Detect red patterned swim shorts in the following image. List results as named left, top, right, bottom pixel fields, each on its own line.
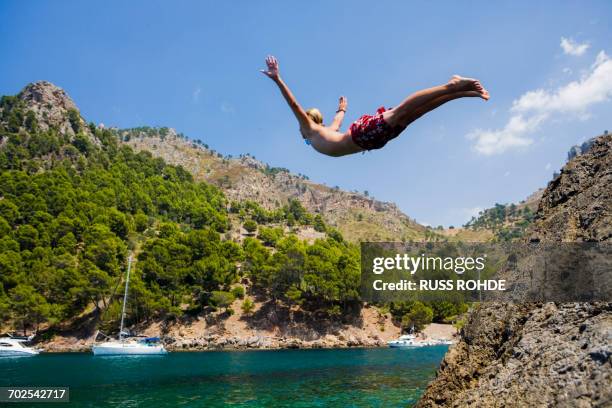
left=349, top=107, right=404, bottom=150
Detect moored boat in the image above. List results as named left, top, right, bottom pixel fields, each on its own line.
left=92, top=337, right=167, bottom=356
left=387, top=334, right=420, bottom=348
left=387, top=334, right=453, bottom=348
left=92, top=256, right=167, bottom=356
left=0, top=335, right=40, bottom=357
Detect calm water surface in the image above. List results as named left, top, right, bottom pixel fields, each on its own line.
left=0, top=347, right=448, bottom=407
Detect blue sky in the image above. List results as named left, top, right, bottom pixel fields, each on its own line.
left=1, top=1, right=611, bottom=226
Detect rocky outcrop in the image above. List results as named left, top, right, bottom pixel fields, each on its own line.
left=567, top=135, right=603, bottom=161
left=529, top=134, right=611, bottom=243
left=418, top=135, right=612, bottom=408
left=16, top=81, right=92, bottom=139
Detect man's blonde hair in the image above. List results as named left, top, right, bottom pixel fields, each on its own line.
left=306, top=108, right=323, bottom=124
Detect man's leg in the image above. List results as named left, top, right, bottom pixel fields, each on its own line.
left=401, top=90, right=484, bottom=126
left=384, top=76, right=488, bottom=128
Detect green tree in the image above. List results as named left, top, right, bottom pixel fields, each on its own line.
left=285, top=285, right=303, bottom=304
left=430, top=301, right=457, bottom=323
left=313, top=214, right=327, bottom=232
left=72, top=133, right=92, bottom=154
left=241, top=298, right=255, bottom=315
left=15, top=224, right=38, bottom=250
left=231, top=285, right=245, bottom=299
left=134, top=212, right=149, bottom=232
left=9, top=284, right=52, bottom=334
left=67, top=109, right=81, bottom=133
left=401, top=301, right=433, bottom=332
left=210, top=291, right=235, bottom=312
left=258, top=226, right=283, bottom=246
left=243, top=219, right=257, bottom=235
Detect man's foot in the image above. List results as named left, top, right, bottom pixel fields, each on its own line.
left=463, top=90, right=490, bottom=100
left=448, top=75, right=489, bottom=99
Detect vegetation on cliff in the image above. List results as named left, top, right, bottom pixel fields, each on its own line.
left=463, top=192, right=541, bottom=241
left=0, top=85, right=361, bottom=334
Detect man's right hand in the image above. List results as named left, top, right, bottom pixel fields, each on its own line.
left=338, top=96, right=348, bottom=112
left=260, top=55, right=280, bottom=80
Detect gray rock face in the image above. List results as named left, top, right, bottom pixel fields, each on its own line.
left=418, top=135, right=612, bottom=408
left=17, top=81, right=86, bottom=137
left=567, top=136, right=599, bottom=161
left=530, top=135, right=612, bottom=243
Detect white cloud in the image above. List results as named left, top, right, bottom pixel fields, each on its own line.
left=192, top=87, right=201, bottom=103
left=467, top=114, right=543, bottom=155
left=512, top=51, right=612, bottom=114
left=469, top=51, right=612, bottom=155
left=560, top=37, right=590, bottom=56
left=545, top=163, right=551, bottom=170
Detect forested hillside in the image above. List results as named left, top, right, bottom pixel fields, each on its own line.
left=463, top=189, right=543, bottom=241
left=121, top=128, right=427, bottom=242
left=0, top=82, right=361, bottom=335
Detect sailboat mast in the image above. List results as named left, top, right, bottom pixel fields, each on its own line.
left=118, top=255, right=132, bottom=340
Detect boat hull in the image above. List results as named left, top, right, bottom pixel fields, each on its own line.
left=388, top=340, right=452, bottom=348
left=387, top=342, right=421, bottom=348
left=92, top=342, right=167, bottom=356
left=0, top=349, right=39, bottom=357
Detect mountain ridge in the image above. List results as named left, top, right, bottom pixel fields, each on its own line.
left=119, top=126, right=427, bottom=242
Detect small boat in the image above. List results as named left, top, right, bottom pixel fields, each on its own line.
left=387, top=334, right=453, bottom=348
left=92, top=337, right=167, bottom=356
left=387, top=334, right=421, bottom=348
left=0, top=335, right=40, bottom=357
left=92, top=256, right=167, bottom=356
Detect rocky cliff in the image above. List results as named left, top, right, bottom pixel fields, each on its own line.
left=121, top=128, right=426, bottom=242
left=417, top=135, right=612, bottom=407
left=12, top=81, right=92, bottom=139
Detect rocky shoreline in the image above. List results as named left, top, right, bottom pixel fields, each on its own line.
left=171, top=333, right=389, bottom=351
left=41, top=336, right=391, bottom=353
left=39, top=322, right=457, bottom=353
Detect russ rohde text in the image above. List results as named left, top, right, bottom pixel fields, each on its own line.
left=372, top=279, right=506, bottom=291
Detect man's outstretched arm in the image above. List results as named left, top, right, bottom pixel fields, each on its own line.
left=261, top=55, right=311, bottom=130
left=329, top=96, right=347, bottom=131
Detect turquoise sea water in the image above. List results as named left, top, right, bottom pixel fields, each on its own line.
left=0, top=347, right=448, bottom=407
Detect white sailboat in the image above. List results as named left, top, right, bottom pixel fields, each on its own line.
left=92, top=256, right=167, bottom=356
left=0, top=335, right=40, bottom=357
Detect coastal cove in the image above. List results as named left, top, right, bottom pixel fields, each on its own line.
left=1, top=347, right=448, bottom=407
